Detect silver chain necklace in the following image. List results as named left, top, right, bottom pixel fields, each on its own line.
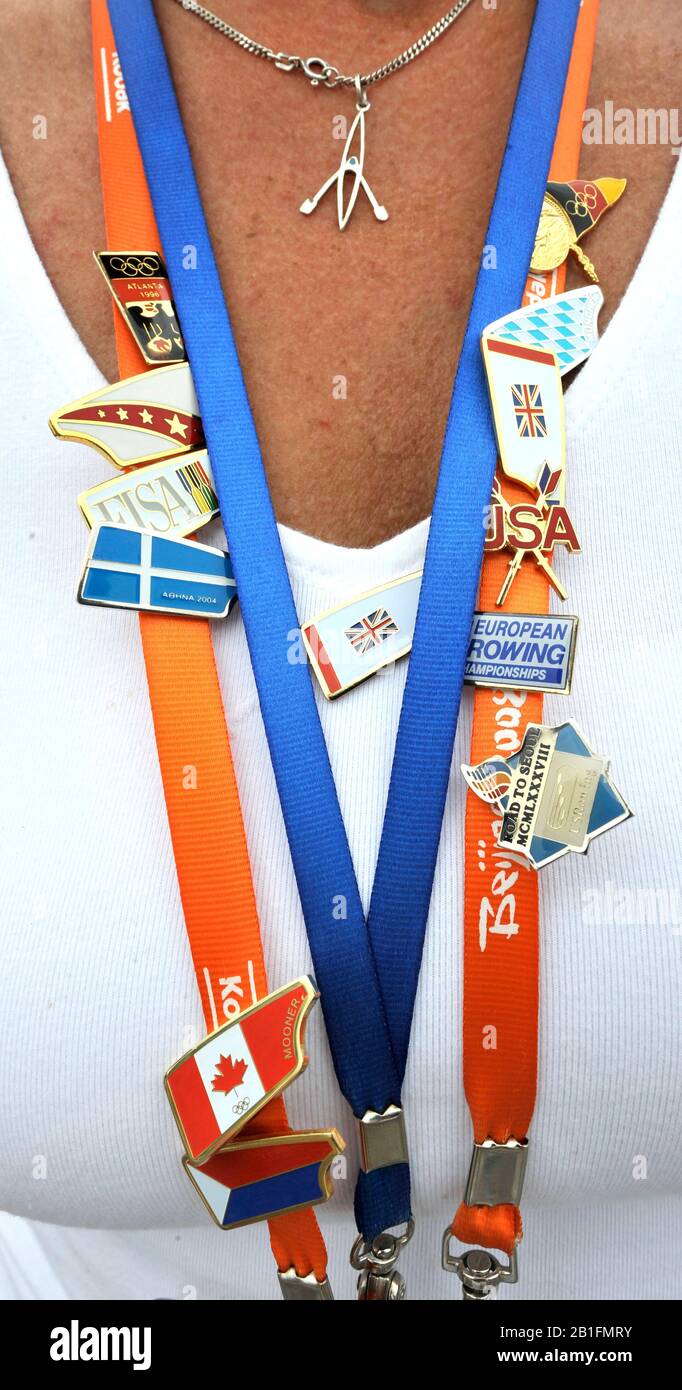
left=170, top=0, right=475, bottom=228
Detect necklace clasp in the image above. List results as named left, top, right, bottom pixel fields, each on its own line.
left=301, top=55, right=341, bottom=87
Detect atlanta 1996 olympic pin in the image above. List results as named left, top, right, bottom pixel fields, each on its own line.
left=94, top=251, right=186, bottom=364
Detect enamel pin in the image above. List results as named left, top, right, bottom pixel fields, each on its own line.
left=78, top=451, right=219, bottom=537
left=302, top=572, right=421, bottom=697
left=303, top=571, right=579, bottom=698
left=481, top=336, right=565, bottom=493
left=183, top=1128, right=345, bottom=1230
left=485, top=469, right=580, bottom=606
left=462, top=721, right=632, bottom=870
left=300, top=79, right=388, bottom=229
left=466, top=612, right=578, bottom=694
left=165, top=978, right=319, bottom=1163
left=50, top=363, right=203, bottom=469
left=483, top=287, right=603, bottom=376
left=94, top=251, right=186, bottom=363
left=78, top=524, right=236, bottom=619
left=531, top=178, right=627, bottom=283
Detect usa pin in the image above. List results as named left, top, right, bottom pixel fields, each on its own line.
left=78, top=452, right=219, bottom=537
left=165, top=978, right=319, bottom=1163
left=78, top=525, right=236, bottom=619
left=462, top=721, right=632, bottom=870
left=50, top=363, right=203, bottom=469
left=94, top=251, right=186, bottom=364
left=183, top=1128, right=345, bottom=1230
left=485, top=469, right=581, bottom=606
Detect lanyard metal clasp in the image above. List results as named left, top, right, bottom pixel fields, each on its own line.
left=442, top=1235, right=519, bottom=1300
left=351, top=1218, right=415, bottom=1301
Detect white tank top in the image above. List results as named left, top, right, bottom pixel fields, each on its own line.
left=0, top=148, right=680, bottom=1301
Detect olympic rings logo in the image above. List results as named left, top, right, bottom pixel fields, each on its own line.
left=565, top=183, right=598, bottom=219
left=109, top=255, right=161, bottom=277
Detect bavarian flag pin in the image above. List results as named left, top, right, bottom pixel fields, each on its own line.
left=531, top=178, right=627, bottom=283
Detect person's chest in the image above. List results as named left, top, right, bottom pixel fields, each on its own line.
left=0, top=0, right=678, bottom=543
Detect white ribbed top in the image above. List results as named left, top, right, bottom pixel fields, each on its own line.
left=0, top=147, right=680, bottom=1301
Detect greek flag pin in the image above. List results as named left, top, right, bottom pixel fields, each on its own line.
left=78, top=525, right=237, bottom=620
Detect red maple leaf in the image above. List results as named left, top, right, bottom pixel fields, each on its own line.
left=211, top=1054, right=248, bottom=1095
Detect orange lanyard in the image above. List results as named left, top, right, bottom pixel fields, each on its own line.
left=452, top=0, right=600, bottom=1269
left=89, top=0, right=327, bottom=1286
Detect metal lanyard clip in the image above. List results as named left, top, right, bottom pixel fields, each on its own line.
left=351, top=1218, right=415, bottom=1301
left=442, top=1235, right=519, bottom=1301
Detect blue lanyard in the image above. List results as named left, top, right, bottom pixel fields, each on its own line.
left=108, top=0, right=581, bottom=1243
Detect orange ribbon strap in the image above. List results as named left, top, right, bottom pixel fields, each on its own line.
left=454, top=0, right=600, bottom=1258
left=90, top=0, right=327, bottom=1282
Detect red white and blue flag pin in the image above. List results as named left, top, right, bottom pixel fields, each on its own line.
left=78, top=524, right=237, bottom=620
left=165, top=978, right=319, bottom=1164
left=480, top=335, right=565, bottom=493
left=184, top=1129, right=345, bottom=1229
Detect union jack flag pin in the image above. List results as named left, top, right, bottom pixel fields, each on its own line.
left=480, top=334, right=565, bottom=493
left=302, top=573, right=421, bottom=698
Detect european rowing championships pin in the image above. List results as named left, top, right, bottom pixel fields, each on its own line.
left=78, top=525, right=236, bottom=619
left=531, top=178, right=627, bottom=283
left=183, top=1129, right=345, bottom=1229
left=466, top=612, right=578, bottom=693
left=94, top=251, right=186, bottom=364
left=50, top=363, right=203, bottom=469
left=462, top=721, right=631, bottom=870
left=78, top=452, right=219, bottom=536
left=165, top=978, right=319, bottom=1163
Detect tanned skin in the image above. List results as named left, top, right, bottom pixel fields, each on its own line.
left=0, top=1, right=679, bottom=543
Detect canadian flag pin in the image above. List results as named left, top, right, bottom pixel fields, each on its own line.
left=164, top=977, right=319, bottom=1164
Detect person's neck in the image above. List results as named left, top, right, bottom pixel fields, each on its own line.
left=164, top=0, right=478, bottom=73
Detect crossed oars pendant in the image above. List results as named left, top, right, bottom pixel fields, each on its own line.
left=300, top=80, right=388, bottom=231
